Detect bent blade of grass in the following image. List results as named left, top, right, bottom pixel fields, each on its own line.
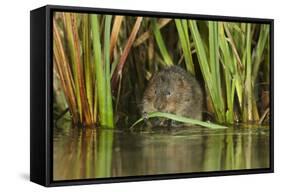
left=130, top=112, right=227, bottom=130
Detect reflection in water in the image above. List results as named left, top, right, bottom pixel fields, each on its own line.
left=53, top=123, right=269, bottom=181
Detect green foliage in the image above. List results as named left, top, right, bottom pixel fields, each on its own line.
left=152, top=19, right=173, bottom=66
left=53, top=13, right=270, bottom=128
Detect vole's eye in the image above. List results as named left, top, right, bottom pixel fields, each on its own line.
left=167, top=91, right=171, bottom=96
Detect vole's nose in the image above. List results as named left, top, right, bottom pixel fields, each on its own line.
left=158, top=104, right=166, bottom=110
left=154, top=98, right=166, bottom=111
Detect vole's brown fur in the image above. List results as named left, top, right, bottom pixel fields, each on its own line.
left=141, top=66, right=203, bottom=126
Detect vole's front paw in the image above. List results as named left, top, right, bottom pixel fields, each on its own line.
left=142, top=112, right=154, bottom=128
left=142, top=112, right=148, bottom=122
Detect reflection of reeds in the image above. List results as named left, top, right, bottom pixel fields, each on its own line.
left=53, top=12, right=270, bottom=127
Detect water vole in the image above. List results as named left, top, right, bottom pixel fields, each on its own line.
left=141, top=66, right=203, bottom=126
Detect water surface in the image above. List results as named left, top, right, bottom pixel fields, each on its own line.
left=53, top=123, right=269, bottom=181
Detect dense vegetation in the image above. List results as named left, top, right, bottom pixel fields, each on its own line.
left=53, top=12, right=270, bottom=129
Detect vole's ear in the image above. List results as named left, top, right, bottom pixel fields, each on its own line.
left=160, top=75, right=167, bottom=83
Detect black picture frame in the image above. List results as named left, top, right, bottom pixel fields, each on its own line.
left=30, top=4, right=274, bottom=187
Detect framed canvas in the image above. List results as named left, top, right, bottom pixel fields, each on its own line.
left=30, top=5, right=274, bottom=187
